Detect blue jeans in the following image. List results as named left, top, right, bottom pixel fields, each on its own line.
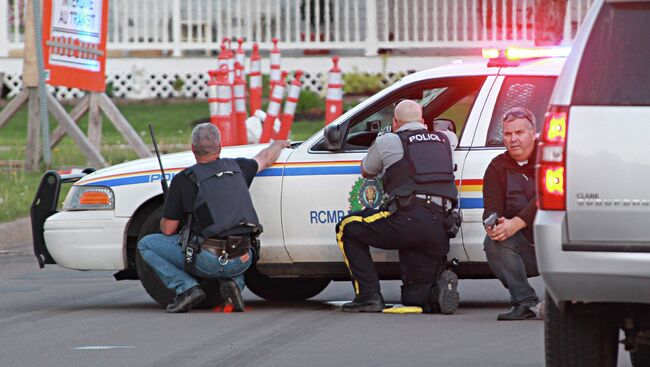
left=483, top=231, right=540, bottom=308
left=138, top=233, right=252, bottom=295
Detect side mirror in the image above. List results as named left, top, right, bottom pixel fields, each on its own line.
left=323, top=123, right=343, bottom=151
left=433, top=118, right=456, bottom=134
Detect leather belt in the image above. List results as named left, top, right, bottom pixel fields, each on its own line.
left=414, top=194, right=445, bottom=207
left=201, top=237, right=250, bottom=259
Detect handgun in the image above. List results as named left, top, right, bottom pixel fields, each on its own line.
left=483, top=212, right=498, bottom=229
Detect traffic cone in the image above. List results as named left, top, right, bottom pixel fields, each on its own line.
left=213, top=64, right=236, bottom=146
left=233, top=61, right=248, bottom=145
left=260, top=70, right=287, bottom=144
left=325, top=56, right=343, bottom=125
left=277, top=70, right=304, bottom=140
left=269, top=38, right=282, bottom=89
left=249, top=43, right=262, bottom=116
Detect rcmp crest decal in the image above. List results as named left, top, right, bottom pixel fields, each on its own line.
left=348, top=178, right=385, bottom=211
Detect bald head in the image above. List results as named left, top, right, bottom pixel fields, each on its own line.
left=394, top=100, right=423, bottom=127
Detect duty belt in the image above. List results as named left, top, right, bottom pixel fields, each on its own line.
left=414, top=194, right=448, bottom=210
left=202, top=236, right=251, bottom=264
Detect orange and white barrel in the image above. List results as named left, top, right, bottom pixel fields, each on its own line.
left=213, top=64, right=236, bottom=146
left=325, top=56, right=343, bottom=125
left=277, top=70, right=303, bottom=140
left=249, top=43, right=262, bottom=115
left=233, top=62, right=248, bottom=145
left=269, top=38, right=282, bottom=89
left=260, top=70, right=287, bottom=143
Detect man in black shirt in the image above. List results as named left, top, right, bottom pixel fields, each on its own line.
left=482, top=107, right=541, bottom=321
left=138, top=123, right=288, bottom=313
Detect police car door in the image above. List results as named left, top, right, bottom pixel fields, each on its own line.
left=461, top=73, right=559, bottom=262
left=281, top=76, right=491, bottom=265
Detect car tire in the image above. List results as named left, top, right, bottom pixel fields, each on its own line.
left=631, top=344, right=650, bottom=367
left=245, top=265, right=330, bottom=301
left=135, top=205, right=224, bottom=309
left=545, top=293, right=619, bottom=367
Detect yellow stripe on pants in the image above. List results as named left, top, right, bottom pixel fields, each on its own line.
left=336, top=211, right=391, bottom=295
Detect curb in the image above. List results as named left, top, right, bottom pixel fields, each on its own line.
left=0, top=217, right=32, bottom=253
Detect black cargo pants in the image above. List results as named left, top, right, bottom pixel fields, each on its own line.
left=335, top=203, right=449, bottom=296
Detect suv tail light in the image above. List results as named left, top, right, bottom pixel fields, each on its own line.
left=537, top=106, right=568, bottom=210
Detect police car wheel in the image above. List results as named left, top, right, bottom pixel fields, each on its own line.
left=545, top=293, right=618, bottom=366
left=244, top=265, right=330, bottom=301
left=135, top=205, right=224, bottom=309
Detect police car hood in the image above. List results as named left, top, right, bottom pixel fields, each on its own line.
left=75, top=144, right=271, bottom=185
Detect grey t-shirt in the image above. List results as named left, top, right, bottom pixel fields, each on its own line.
left=361, top=121, right=458, bottom=177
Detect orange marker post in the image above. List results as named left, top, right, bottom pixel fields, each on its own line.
left=249, top=43, right=262, bottom=115
left=269, top=38, right=282, bottom=89
left=235, top=38, right=246, bottom=72
left=207, top=69, right=219, bottom=128
left=214, top=65, right=236, bottom=146
left=325, top=56, right=343, bottom=125
left=260, top=71, right=287, bottom=143
left=277, top=70, right=304, bottom=140
left=233, top=62, right=248, bottom=145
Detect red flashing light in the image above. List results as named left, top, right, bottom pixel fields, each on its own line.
left=537, top=106, right=569, bottom=210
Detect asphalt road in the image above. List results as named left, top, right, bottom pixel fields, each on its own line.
left=0, top=250, right=634, bottom=367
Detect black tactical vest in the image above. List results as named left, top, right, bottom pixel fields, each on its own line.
left=186, top=158, right=260, bottom=239
left=505, top=168, right=536, bottom=218
left=383, top=130, right=458, bottom=203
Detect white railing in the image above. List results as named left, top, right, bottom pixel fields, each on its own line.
left=2, top=0, right=594, bottom=57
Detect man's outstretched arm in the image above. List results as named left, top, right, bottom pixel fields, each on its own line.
left=253, top=140, right=291, bottom=173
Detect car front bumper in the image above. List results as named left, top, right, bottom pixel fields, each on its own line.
left=44, top=211, right=129, bottom=271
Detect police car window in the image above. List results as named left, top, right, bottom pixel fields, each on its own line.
left=486, top=76, right=556, bottom=146
left=573, top=3, right=650, bottom=106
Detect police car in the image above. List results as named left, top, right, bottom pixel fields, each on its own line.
left=32, top=48, right=565, bottom=307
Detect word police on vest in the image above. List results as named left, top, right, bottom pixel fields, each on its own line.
left=409, top=133, right=442, bottom=143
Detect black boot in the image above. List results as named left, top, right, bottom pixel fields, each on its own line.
left=433, top=270, right=459, bottom=315
left=166, top=286, right=206, bottom=313
left=342, top=292, right=385, bottom=313
left=497, top=304, right=536, bottom=321
left=220, top=279, right=245, bottom=312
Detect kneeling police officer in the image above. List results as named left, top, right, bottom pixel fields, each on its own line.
left=336, top=100, right=461, bottom=313
left=138, top=123, right=288, bottom=313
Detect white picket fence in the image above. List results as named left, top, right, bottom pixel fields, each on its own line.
left=1, top=0, right=594, bottom=57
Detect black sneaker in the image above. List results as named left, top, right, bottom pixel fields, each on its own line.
left=497, top=304, right=536, bottom=321
left=342, top=292, right=386, bottom=313
left=435, top=270, right=459, bottom=315
left=220, top=279, right=245, bottom=312
left=166, top=286, right=206, bottom=313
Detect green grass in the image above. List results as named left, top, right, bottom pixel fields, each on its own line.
left=0, top=100, right=326, bottom=223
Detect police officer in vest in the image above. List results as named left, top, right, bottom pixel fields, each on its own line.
left=335, top=99, right=460, bottom=313
left=138, top=123, right=289, bottom=313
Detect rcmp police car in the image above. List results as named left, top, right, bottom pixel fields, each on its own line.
left=32, top=48, right=566, bottom=306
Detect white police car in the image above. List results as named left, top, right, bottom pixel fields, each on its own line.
left=32, top=48, right=566, bottom=307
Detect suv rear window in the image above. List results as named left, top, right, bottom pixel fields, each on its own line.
left=573, top=2, right=650, bottom=106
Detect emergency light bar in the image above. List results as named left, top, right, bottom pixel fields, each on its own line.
left=482, top=47, right=571, bottom=67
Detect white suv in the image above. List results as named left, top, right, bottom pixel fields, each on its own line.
left=534, top=0, right=650, bottom=366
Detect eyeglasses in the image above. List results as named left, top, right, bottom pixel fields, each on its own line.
left=503, top=108, right=534, bottom=125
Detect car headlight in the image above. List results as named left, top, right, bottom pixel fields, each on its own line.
left=64, top=186, right=115, bottom=211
